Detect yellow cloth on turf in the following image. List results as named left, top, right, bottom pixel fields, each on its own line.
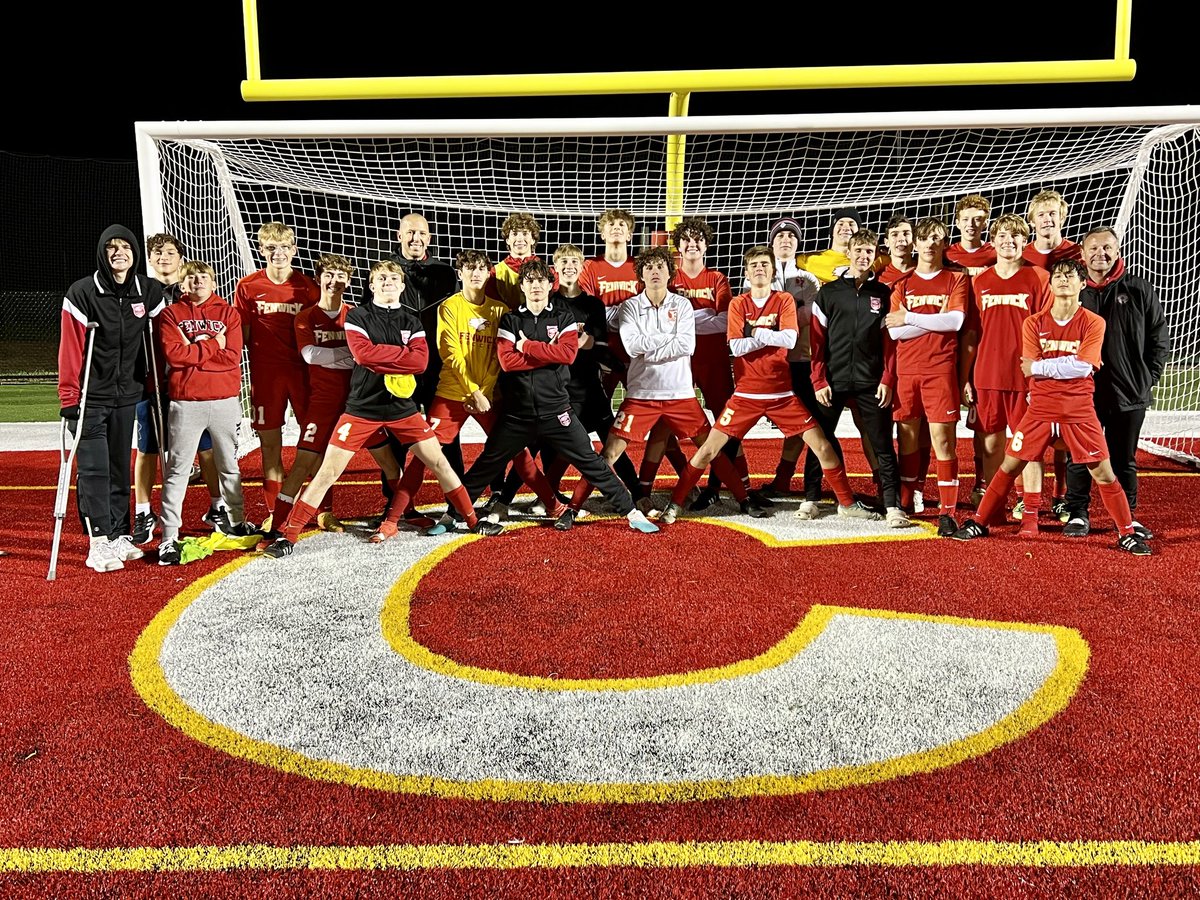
left=178, top=531, right=261, bottom=564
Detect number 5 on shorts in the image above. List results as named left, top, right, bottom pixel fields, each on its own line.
left=718, top=407, right=734, bottom=427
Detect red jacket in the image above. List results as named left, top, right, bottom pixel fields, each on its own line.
left=158, top=294, right=243, bottom=401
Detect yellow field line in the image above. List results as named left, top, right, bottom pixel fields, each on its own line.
left=2, top=840, right=1198, bottom=873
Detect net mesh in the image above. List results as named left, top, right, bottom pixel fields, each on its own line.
left=147, top=120, right=1200, bottom=464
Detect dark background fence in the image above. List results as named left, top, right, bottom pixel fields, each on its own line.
left=1, top=151, right=140, bottom=379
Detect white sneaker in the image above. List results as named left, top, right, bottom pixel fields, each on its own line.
left=794, top=500, right=821, bottom=520
left=913, top=490, right=925, bottom=514
left=838, top=501, right=883, bottom=521
left=886, top=507, right=913, bottom=528
left=484, top=501, right=508, bottom=524
left=86, top=537, right=124, bottom=572
left=108, top=534, right=145, bottom=562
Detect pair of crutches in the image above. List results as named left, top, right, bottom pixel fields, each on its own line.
left=47, top=321, right=97, bottom=581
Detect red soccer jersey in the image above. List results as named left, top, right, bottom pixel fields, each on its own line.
left=294, top=304, right=352, bottom=400
left=878, top=263, right=914, bottom=288
left=891, top=269, right=970, bottom=375
left=673, top=266, right=732, bottom=351
left=1022, top=239, right=1082, bottom=269
left=971, top=266, right=1052, bottom=391
left=728, top=290, right=797, bottom=396
left=944, top=242, right=997, bottom=269
left=234, top=269, right=320, bottom=366
left=579, top=257, right=640, bottom=308
left=1022, top=305, right=1105, bottom=423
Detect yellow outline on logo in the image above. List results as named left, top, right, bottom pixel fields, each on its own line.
left=130, top=523, right=1089, bottom=803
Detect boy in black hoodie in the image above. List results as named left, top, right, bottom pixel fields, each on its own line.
left=58, top=225, right=165, bottom=572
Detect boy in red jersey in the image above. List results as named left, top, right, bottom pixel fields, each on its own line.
left=256, top=255, right=404, bottom=547
left=155, top=262, right=251, bottom=565
left=959, top=215, right=1053, bottom=533
left=660, top=247, right=878, bottom=525
left=944, top=194, right=997, bottom=275
left=579, top=209, right=641, bottom=309
left=234, top=222, right=320, bottom=523
left=262, top=260, right=502, bottom=557
left=885, top=218, right=970, bottom=536
left=1023, top=190, right=1082, bottom=269
left=879, top=215, right=917, bottom=288
left=952, top=259, right=1149, bottom=555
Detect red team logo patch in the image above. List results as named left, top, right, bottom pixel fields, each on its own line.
left=131, top=303, right=146, bottom=318
left=558, top=409, right=572, bottom=427
left=870, top=298, right=882, bottom=313
left=546, top=325, right=560, bottom=341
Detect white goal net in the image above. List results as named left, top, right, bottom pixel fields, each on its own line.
left=136, top=109, right=1200, bottom=465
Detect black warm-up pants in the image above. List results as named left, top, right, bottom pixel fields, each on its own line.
left=463, top=409, right=634, bottom=515
left=1064, top=405, right=1147, bottom=518
left=70, top=400, right=137, bottom=539
left=809, top=385, right=899, bottom=510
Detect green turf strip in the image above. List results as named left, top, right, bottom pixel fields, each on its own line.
left=0, top=383, right=58, bottom=422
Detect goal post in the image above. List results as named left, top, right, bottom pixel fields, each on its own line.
left=134, top=106, right=1200, bottom=464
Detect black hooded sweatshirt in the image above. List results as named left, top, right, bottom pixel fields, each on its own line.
left=58, top=225, right=165, bottom=408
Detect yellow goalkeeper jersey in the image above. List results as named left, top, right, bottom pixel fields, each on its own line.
left=797, top=248, right=887, bottom=283
left=434, top=291, right=510, bottom=402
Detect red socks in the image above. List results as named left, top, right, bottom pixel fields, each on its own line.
left=898, top=452, right=920, bottom=509
left=822, top=465, right=856, bottom=508
left=770, top=457, right=797, bottom=493
left=263, top=478, right=282, bottom=516
left=936, top=458, right=960, bottom=516
left=975, top=469, right=1016, bottom=526
left=282, top=500, right=318, bottom=542
left=671, top=463, right=705, bottom=506
left=1019, top=490, right=1041, bottom=538
left=445, top=485, right=478, bottom=528
left=1097, top=480, right=1135, bottom=535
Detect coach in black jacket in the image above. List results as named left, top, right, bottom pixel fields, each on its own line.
left=809, top=231, right=905, bottom=522
left=1063, top=227, right=1170, bottom=538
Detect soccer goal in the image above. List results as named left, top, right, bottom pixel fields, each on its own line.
left=135, top=107, right=1200, bottom=465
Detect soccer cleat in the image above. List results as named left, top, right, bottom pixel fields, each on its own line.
left=369, top=522, right=398, bottom=543
left=1130, top=520, right=1155, bottom=541
left=838, top=501, right=883, bottom=521
left=484, top=501, right=508, bottom=525
left=317, top=511, right=346, bottom=532
left=951, top=519, right=989, bottom=541
left=423, top=523, right=449, bottom=536
left=262, top=537, right=295, bottom=559
left=132, top=510, right=159, bottom=544
left=627, top=509, right=660, bottom=534
left=1117, top=533, right=1152, bottom=556
left=207, top=507, right=237, bottom=534
left=794, top=500, right=821, bottom=520
left=739, top=499, right=773, bottom=519
left=85, top=537, right=124, bottom=573
left=746, top=489, right=776, bottom=509
left=1051, top=499, right=1071, bottom=523
left=912, top=490, right=925, bottom=515
left=254, top=529, right=282, bottom=552
left=937, top=515, right=959, bottom=537
left=968, top=487, right=984, bottom=508
left=554, top=508, right=577, bottom=531
left=1063, top=516, right=1090, bottom=538
left=689, top=486, right=720, bottom=512
left=547, top=501, right=570, bottom=521
left=886, top=507, right=913, bottom=529
left=201, top=506, right=222, bottom=529
left=471, top=519, right=504, bottom=537
left=1009, top=499, right=1025, bottom=522
left=157, top=539, right=182, bottom=566
left=403, top=510, right=437, bottom=530
left=660, top=502, right=683, bottom=525
left=109, top=534, right=145, bottom=561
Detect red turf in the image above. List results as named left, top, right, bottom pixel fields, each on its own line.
left=1, top=440, right=1197, bottom=894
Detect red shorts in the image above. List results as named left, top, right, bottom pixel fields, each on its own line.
left=1008, top=415, right=1109, bottom=464
left=249, top=362, right=309, bottom=432
left=297, top=395, right=347, bottom=453
left=328, top=412, right=434, bottom=453
left=610, top=397, right=709, bottom=444
left=714, top=394, right=818, bottom=440
left=973, top=388, right=1029, bottom=435
left=426, top=396, right=499, bottom=444
left=894, top=371, right=960, bottom=424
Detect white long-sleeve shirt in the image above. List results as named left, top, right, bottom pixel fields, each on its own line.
left=618, top=290, right=697, bottom=400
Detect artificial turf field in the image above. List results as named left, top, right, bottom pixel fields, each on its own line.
left=1, top=438, right=1198, bottom=897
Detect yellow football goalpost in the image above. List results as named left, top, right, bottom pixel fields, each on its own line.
left=238, top=0, right=1136, bottom=229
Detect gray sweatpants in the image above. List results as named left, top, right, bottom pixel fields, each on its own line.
left=161, top=396, right=244, bottom=541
